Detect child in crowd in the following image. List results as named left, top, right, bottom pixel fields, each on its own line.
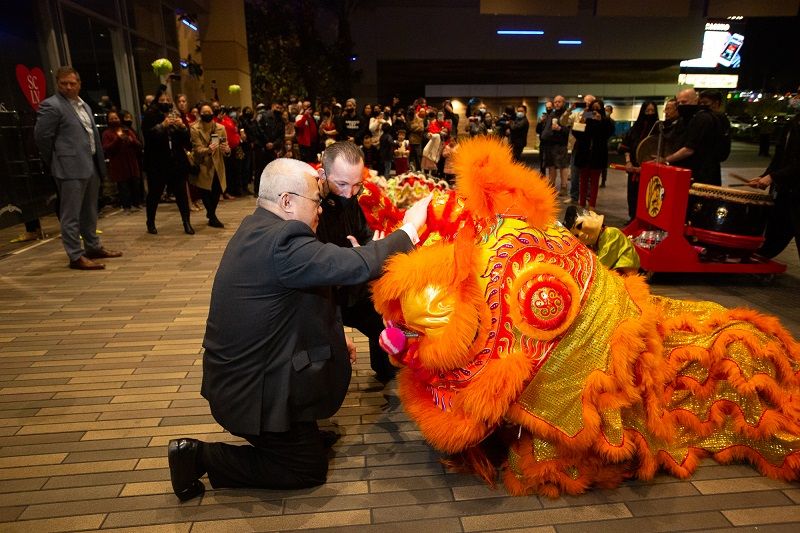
left=361, top=136, right=379, bottom=171
left=393, top=129, right=409, bottom=175
left=441, top=134, right=458, bottom=185
left=379, top=122, right=394, bottom=177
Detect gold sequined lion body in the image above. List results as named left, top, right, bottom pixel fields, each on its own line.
left=371, top=137, right=800, bottom=497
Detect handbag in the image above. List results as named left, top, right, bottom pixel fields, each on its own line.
left=185, top=150, right=200, bottom=176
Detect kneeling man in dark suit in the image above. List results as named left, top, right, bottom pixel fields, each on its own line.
left=167, top=157, right=431, bottom=501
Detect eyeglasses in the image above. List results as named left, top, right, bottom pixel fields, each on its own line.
left=281, top=191, right=323, bottom=207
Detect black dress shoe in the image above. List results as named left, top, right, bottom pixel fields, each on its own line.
left=146, top=222, right=158, bottom=235
left=319, top=430, right=341, bottom=449
left=208, top=218, right=225, bottom=228
left=167, top=438, right=205, bottom=501
left=183, top=221, right=195, bottom=235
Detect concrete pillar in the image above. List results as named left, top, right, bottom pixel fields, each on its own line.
left=201, top=0, right=252, bottom=108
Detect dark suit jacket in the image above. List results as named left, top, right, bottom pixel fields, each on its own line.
left=201, top=208, right=413, bottom=435
left=34, top=92, right=105, bottom=181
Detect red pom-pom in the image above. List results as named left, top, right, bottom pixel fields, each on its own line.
left=379, top=326, right=407, bottom=360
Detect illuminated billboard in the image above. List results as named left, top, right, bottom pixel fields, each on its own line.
left=680, top=22, right=744, bottom=69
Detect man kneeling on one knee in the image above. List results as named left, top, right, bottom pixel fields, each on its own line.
left=167, top=158, right=431, bottom=500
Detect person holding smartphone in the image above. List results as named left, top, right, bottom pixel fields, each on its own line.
left=191, top=103, right=230, bottom=229
left=141, top=88, right=193, bottom=235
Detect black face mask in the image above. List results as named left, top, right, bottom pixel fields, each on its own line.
left=677, top=104, right=699, bottom=120
left=242, top=112, right=253, bottom=119
left=200, top=114, right=214, bottom=123
left=328, top=193, right=355, bottom=208
left=158, top=102, right=172, bottom=113
left=122, top=119, right=133, bottom=128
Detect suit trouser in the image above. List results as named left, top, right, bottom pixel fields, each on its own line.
left=341, top=296, right=396, bottom=381
left=201, top=421, right=328, bottom=489
left=55, top=170, right=101, bottom=261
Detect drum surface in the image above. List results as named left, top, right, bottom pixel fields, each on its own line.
left=686, top=184, right=773, bottom=248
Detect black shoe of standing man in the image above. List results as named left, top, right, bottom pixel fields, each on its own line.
left=167, top=438, right=206, bottom=501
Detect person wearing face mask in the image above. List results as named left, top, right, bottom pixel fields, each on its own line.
left=619, top=101, right=658, bottom=222
left=336, top=98, right=366, bottom=144
left=191, top=103, right=230, bottom=229
left=509, top=104, right=530, bottom=162
left=101, top=110, right=143, bottom=214
left=408, top=108, right=425, bottom=171
left=238, top=106, right=256, bottom=195
left=295, top=100, right=319, bottom=163
left=315, top=142, right=400, bottom=385
left=663, top=88, right=720, bottom=186
left=211, top=102, right=242, bottom=198
left=141, top=86, right=193, bottom=235
left=746, top=92, right=800, bottom=261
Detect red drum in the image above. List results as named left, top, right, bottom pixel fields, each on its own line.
left=685, top=183, right=773, bottom=251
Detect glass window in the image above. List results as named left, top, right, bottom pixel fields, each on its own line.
left=131, top=34, right=163, bottom=106
left=62, top=9, right=121, bottom=116
left=66, top=0, right=119, bottom=22
left=163, top=6, right=178, bottom=49
left=127, top=0, right=163, bottom=43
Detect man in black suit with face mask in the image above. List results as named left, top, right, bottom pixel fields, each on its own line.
left=315, top=141, right=399, bottom=384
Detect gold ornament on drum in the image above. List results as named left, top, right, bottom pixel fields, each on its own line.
left=645, top=176, right=665, bottom=217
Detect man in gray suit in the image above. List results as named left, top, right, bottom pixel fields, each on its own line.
left=167, top=158, right=431, bottom=501
left=34, top=66, right=122, bottom=270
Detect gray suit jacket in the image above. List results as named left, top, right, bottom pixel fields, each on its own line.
left=34, top=92, right=106, bottom=181
left=201, top=208, right=413, bottom=435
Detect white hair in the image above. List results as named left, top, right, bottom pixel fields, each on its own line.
left=257, top=158, right=317, bottom=204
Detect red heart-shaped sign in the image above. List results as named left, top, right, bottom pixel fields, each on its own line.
left=15, top=65, right=47, bottom=111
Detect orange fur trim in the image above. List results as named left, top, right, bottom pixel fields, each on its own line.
left=452, top=350, right=533, bottom=424
left=372, top=241, right=489, bottom=371
left=396, top=369, right=491, bottom=453
left=452, top=137, right=557, bottom=230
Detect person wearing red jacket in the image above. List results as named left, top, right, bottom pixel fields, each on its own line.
left=295, top=100, right=319, bottom=163
left=212, top=102, right=242, bottom=198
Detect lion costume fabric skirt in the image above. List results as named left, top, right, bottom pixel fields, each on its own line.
left=368, top=138, right=800, bottom=497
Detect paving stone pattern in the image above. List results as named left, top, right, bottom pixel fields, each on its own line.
left=0, top=155, right=799, bottom=531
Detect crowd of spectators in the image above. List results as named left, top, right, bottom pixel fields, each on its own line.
left=62, top=85, right=740, bottom=234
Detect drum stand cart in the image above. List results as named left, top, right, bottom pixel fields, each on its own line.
left=622, top=162, right=786, bottom=279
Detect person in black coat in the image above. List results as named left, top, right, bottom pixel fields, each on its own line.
left=747, top=99, right=800, bottom=260
left=571, top=99, right=614, bottom=210
left=509, top=104, right=530, bottom=162
left=166, top=157, right=432, bottom=500
left=141, top=86, right=193, bottom=235
left=619, top=101, right=658, bottom=221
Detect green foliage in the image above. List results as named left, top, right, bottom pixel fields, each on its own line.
left=245, top=0, right=360, bottom=104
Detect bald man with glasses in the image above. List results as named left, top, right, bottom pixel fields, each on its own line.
left=167, top=157, right=431, bottom=500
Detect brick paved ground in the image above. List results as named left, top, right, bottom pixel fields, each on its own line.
left=1, top=147, right=798, bottom=531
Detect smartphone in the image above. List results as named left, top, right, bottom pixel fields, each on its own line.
left=210, top=133, right=220, bottom=147
left=575, top=102, right=587, bottom=109
left=719, top=33, right=744, bottom=68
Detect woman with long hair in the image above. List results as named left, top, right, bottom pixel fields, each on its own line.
left=141, top=86, right=193, bottom=234
left=571, top=98, right=615, bottom=211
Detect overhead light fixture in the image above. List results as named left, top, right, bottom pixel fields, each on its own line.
left=497, top=30, right=544, bottom=36
left=558, top=40, right=582, bottom=45
left=179, top=14, right=198, bottom=31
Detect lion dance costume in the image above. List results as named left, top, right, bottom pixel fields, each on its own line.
left=367, top=137, right=800, bottom=497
